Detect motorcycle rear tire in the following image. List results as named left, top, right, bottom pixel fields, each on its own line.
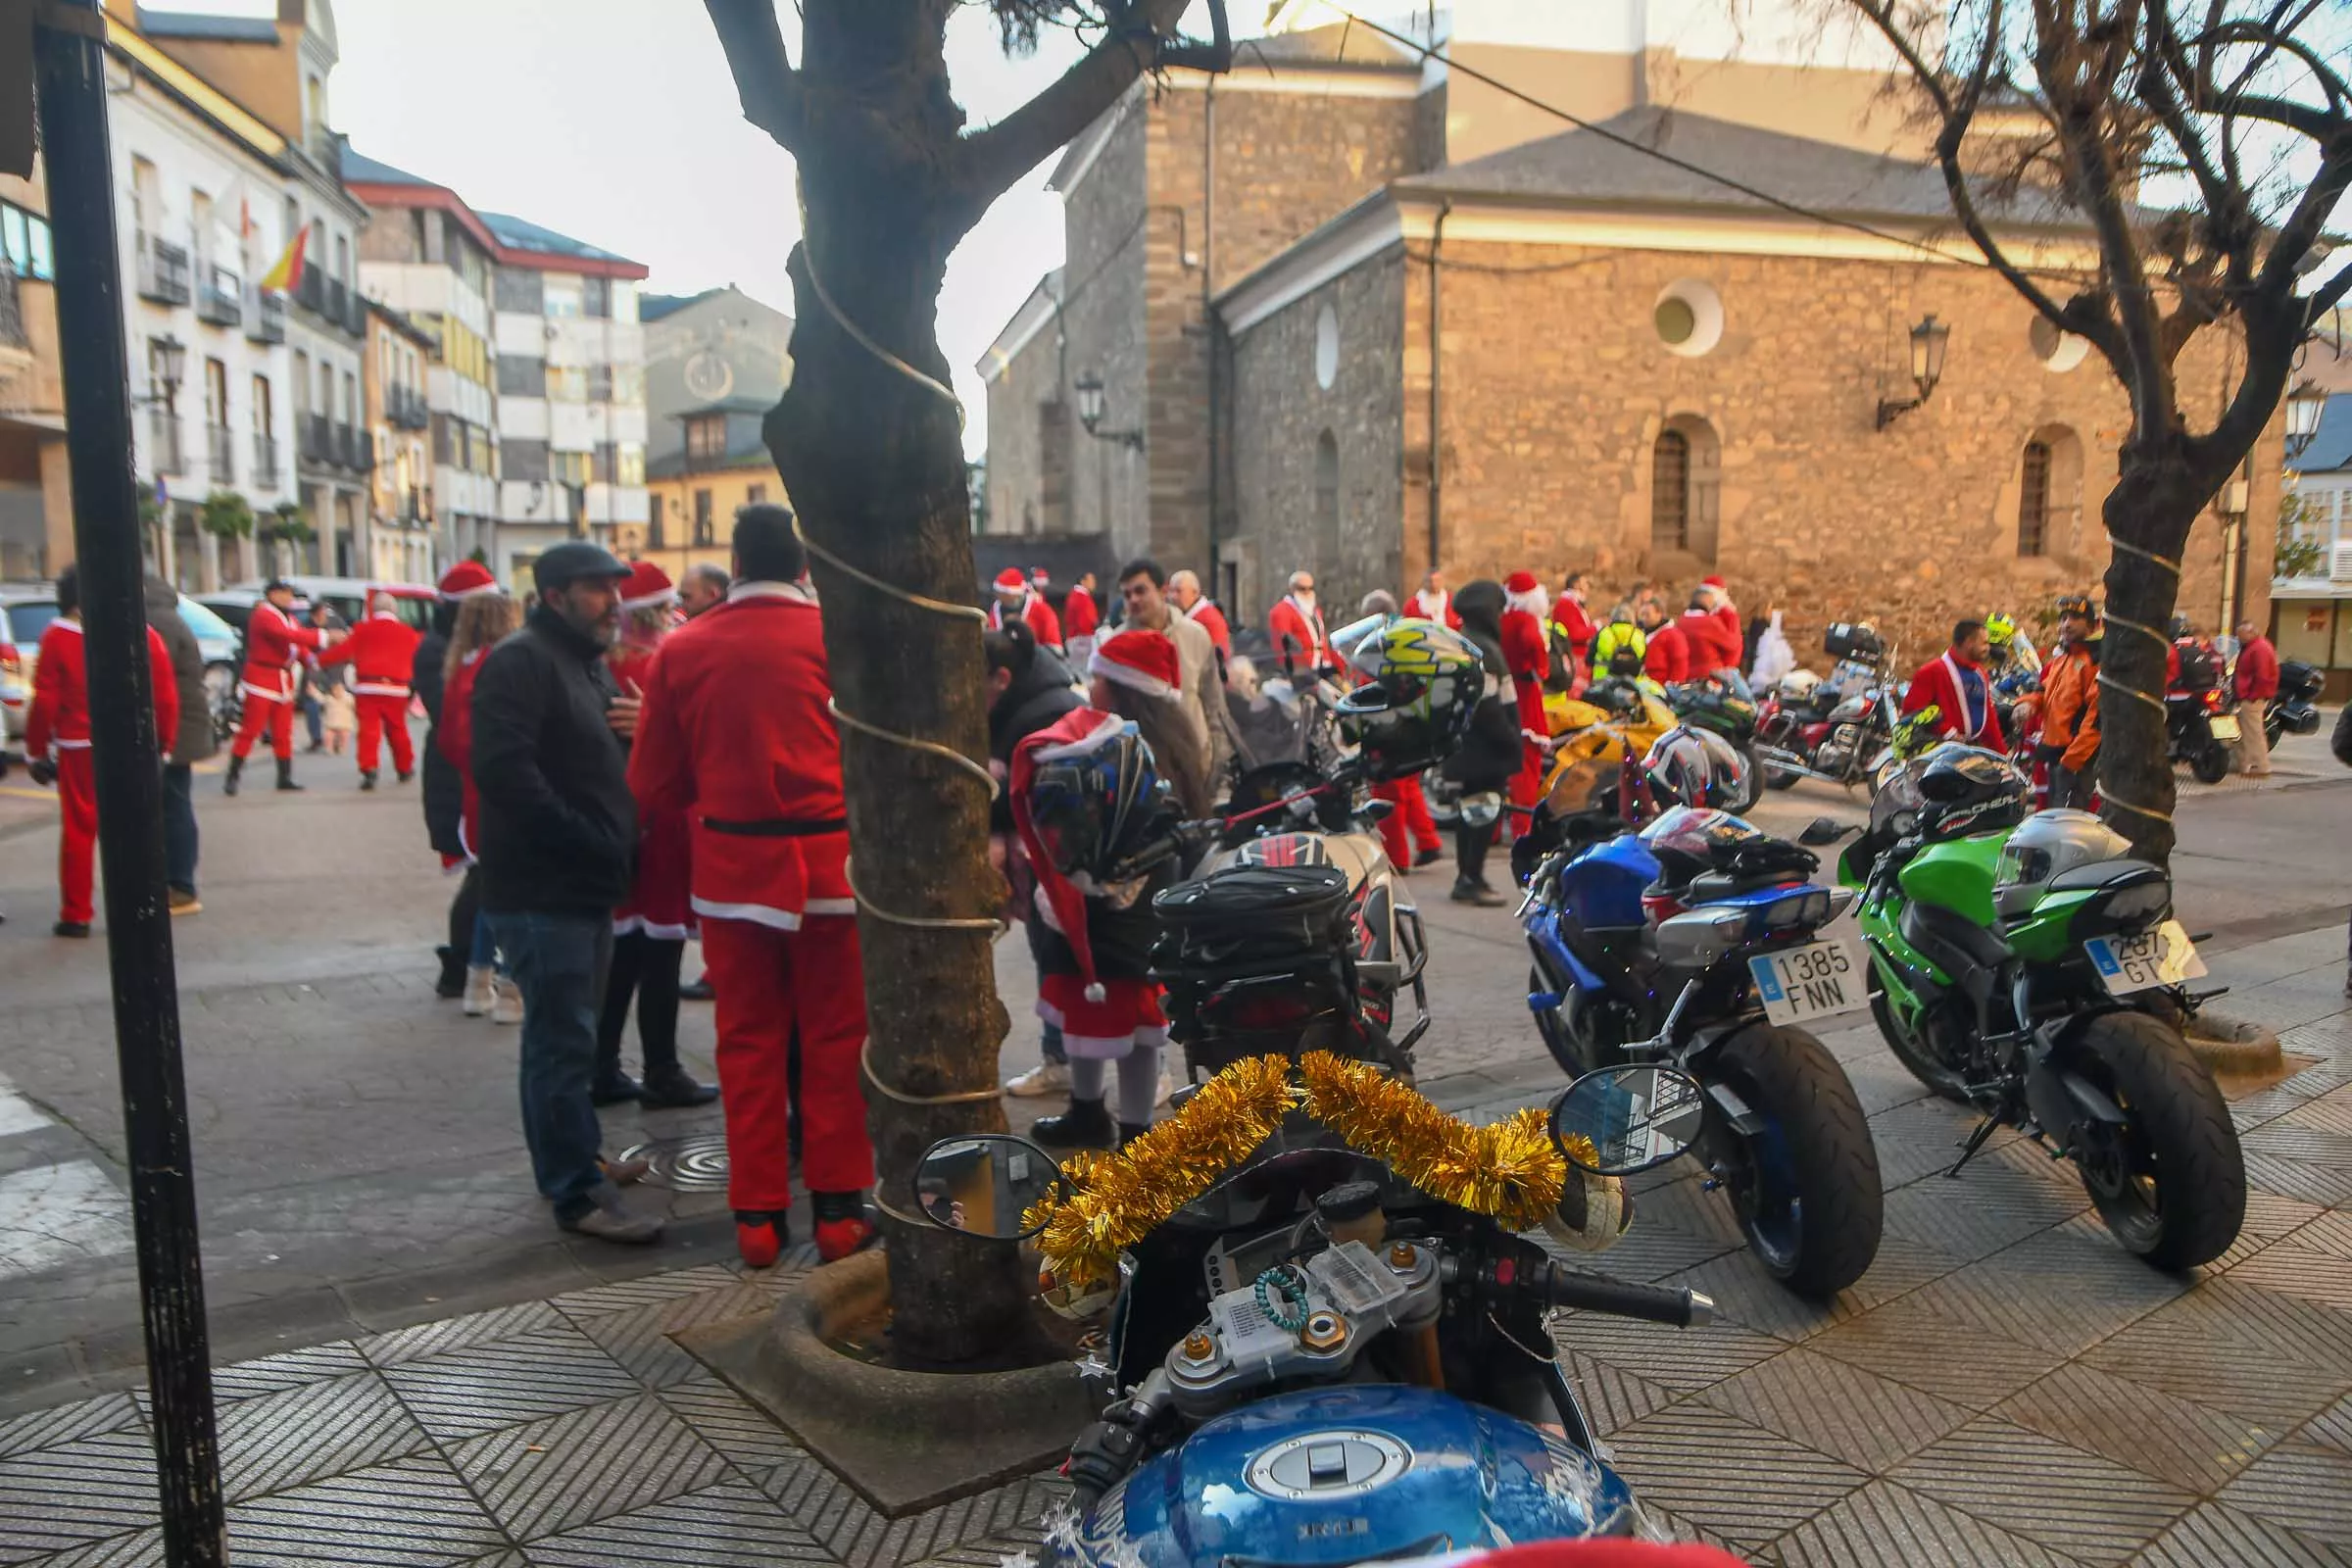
left=1705, top=1024, right=1884, bottom=1297
left=2192, top=743, right=2232, bottom=786
left=2066, top=1011, right=2245, bottom=1270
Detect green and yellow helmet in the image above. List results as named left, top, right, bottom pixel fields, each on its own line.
left=1985, top=612, right=2020, bottom=650
left=1591, top=618, right=1647, bottom=678
left=1335, top=617, right=1486, bottom=780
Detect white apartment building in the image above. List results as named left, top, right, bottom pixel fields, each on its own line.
left=367, top=299, right=436, bottom=585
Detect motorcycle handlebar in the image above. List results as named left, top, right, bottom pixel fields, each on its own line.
left=1532, top=1260, right=1715, bottom=1328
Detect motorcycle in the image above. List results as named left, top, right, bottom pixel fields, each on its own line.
left=2264, top=659, right=2326, bottom=751
left=1755, top=622, right=1903, bottom=792
left=1662, top=677, right=1764, bottom=812
left=1836, top=751, right=2246, bottom=1268
left=912, top=1054, right=1721, bottom=1563
left=1515, top=779, right=1885, bottom=1296
left=2166, top=685, right=2237, bottom=785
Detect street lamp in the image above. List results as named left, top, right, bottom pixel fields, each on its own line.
left=1073, top=369, right=1145, bottom=452
left=133, top=332, right=185, bottom=406
left=1876, top=314, right=1951, bottom=431
left=2285, top=379, right=2327, bottom=461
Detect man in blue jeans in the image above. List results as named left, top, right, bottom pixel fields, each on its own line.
left=470, top=542, right=662, bottom=1244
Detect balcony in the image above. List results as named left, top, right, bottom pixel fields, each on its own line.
left=195, top=266, right=242, bottom=329
left=205, top=423, right=235, bottom=484
left=296, top=267, right=324, bottom=315
left=147, top=408, right=183, bottom=474
left=247, top=291, right=286, bottom=345
left=324, top=276, right=348, bottom=329
left=336, top=422, right=359, bottom=469
left=344, top=288, right=368, bottom=337
left=355, top=428, right=374, bottom=471
left=300, top=412, right=332, bottom=465
left=137, top=233, right=191, bottom=306
left=0, top=263, right=24, bottom=355
left=387, top=385, right=430, bottom=429
left=253, top=433, right=280, bottom=491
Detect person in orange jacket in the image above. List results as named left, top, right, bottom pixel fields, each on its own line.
left=316, top=590, right=421, bottom=790
left=2038, top=595, right=2103, bottom=808
left=224, top=578, right=334, bottom=795
left=24, top=565, right=178, bottom=937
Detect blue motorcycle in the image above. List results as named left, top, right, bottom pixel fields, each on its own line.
left=1517, top=802, right=1885, bottom=1296
left=915, top=1062, right=1719, bottom=1565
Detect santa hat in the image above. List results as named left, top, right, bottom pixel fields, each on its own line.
left=993, top=567, right=1028, bottom=595
left=1089, top=628, right=1181, bottom=701
left=437, top=561, right=501, bottom=601
left=620, top=561, right=675, bottom=612
left=1504, top=570, right=1549, bottom=619
left=1009, top=709, right=1130, bottom=1003
left=1030, top=566, right=1052, bottom=586
left=1701, top=575, right=1728, bottom=592
left=1505, top=570, right=1540, bottom=595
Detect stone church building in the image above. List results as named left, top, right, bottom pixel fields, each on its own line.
left=979, top=2, right=2278, bottom=658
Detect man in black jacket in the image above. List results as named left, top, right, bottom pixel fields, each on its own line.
left=415, top=579, right=466, bottom=996
left=471, top=542, right=658, bottom=1244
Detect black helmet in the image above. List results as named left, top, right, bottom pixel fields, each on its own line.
left=2167, top=613, right=2196, bottom=640
left=1333, top=618, right=1486, bottom=780
left=1915, top=743, right=2032, bottom=838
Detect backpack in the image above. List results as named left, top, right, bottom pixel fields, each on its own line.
left=2174, top=640, right=2222, bottom=693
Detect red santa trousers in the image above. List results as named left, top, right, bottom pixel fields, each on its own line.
left=356, top=693, right=416, bottom=775
left=701, top=913, right=875, bottom=1209
left=55, top=748, right=96, bottom=925
left=230, top=694, right=297, bottom=761
left=1373, top=775, right=1442, bottom=865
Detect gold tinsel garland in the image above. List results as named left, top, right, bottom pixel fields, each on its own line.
left=1024, top=1052, right=1583, bottom=1290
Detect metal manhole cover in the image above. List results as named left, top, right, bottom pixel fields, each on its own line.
left=614, top=1133, right=730, bottom=1191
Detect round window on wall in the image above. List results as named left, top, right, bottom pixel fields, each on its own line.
left=2029, top=316, right=2090, bottom=372
left=1652, top=279, right=1724, bottom=358
left=1314, top=303, right=1340, bottom=390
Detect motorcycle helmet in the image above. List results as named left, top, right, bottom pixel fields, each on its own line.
left=1913, top=743, right=2032, bottom=838
left=1019, top=717, right=1174, bottom=888
left=1592, top=618, right=1648, bottom=679
left=2055, top=592, right=2098, bottom=624
left=1639, top=724, right=1748, bottom=810
left=1776, top=667, right=1823, bottom=704
left=1992, top=808, right=2132, bottom=920
left=1985, top=612, right=2019, bottom=652
left=2168, top=613, right=2196, bottom=640
left=1333, top=617, right=1486, bottom=780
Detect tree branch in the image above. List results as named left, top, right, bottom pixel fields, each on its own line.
left=2311, top=262, right=2352, bottom=321
left=704, top=0, right=808, bottom=153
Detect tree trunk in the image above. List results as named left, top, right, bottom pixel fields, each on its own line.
left=764, top=5, right=1029, bottom=1365
left=2095, top=443, right=2211, bottom=868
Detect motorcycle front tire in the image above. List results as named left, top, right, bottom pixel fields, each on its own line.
left=1705, top=1024, right=1884, bottom=1296
left=2065, top=1010, right=2245, bottom=1270
left=2192, top=743, right=2232, bottom=785
left=1867, top=968, right=1968, bottom=1102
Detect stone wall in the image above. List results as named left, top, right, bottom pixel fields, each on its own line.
left=981, top=322, right=1068, bottom=539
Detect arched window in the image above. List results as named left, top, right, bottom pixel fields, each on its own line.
left=1650, top=429, right=1690, bottom=552
left=1314, top=429, right=1340, bottom=558
left=2017, top=425, right=2082, bottom=559
left=1649, top=416, right=1720, bottom=564
left=2018, top=440, right=2053, bottom=556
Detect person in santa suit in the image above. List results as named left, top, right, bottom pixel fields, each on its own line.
left=988, top=566, right=1063, bottom=652
left=629, top=505, right=876, bottom=1267
left=1267, top=570, right=1329, bottom=678
left=1677, top=589, right=1742, bottom=681
left=224, top=578, right=336, bottom=796
left=1903, top=617, right=2006, bottom=750
left=596, top=562, right=718, bottom=1112
left=1167, top=569, right=1233, bottom=660
left=316, top=590, right=422, bottom=790
left=1638, top=599, right=1692, bottom=684
left=1060, top=569, right=1102, bottom=667
left=1699, top=574, right=1743, bottom=667
left=1548, top=569, right=1597, bottom=691
left=24, top=565, right=178, bottom=938
left=1499, top=572, right=1553, bottom=822
left=1408, top=568, right=1465, bottom=629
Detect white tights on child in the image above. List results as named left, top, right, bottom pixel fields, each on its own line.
left=1068, top=1036, right=1161, bottom=1129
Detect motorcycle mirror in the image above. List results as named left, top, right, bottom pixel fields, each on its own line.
left=1549, top=1064, right=1709, bottom=1176
left=1797, top=816, right=1856, bottom=847
left=910, top=1134, right=1062, bottom=1240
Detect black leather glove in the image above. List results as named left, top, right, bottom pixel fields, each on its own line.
left=27, top=758, right=56, bottom=787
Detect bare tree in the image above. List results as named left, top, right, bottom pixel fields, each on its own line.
left=702, top=0, right=1230, bottom=1365
left=1851, top=0, right=2349, bottom=862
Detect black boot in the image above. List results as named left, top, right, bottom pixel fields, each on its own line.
left=1031, top=1096, right=1116, bottom=1150
left=397, top=769, right=414, bottom=784
left=275, top=759, right=304, bottom=792
left=360, top=770, right=378, bottom=792
left=434, top=946, right=467, bottom=999
left=222, top=756, right=243, bottom=797
left=639, top=1066, right=718, bottom=1109
left=1450, top=821, right=1502, bottom=906
left=1118, top=1122, right=1152, bottom=1148
left=590, top=1070, right=644, bottom=1106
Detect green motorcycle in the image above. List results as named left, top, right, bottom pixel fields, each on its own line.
left=1831, top=748, right=2245, bottom=1270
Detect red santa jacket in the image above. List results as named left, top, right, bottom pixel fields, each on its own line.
left=1408, top=588, right=1465, bottom=630
left=1904, top=650, right=2004, bottom=749
left=1183, top=597, right=1233, bottom=658
left=1267, top=595, right=1329, bottom=674
left=318, top=611, right=422, bottom=697
left=629, top=582, right=850, bottom=930
left=1680, top=608, right=1741, bottom=675
left=1550, top=597, right=1596, bottom=661
left=438, top=650, right=488, bottom=859
left=26, top=619, right=178, bottom=760
left=238, top=601, right=328, bottom=702
left=1499, top=607, right=1551, bottom=740
left=1643, top=621, right=1692, bottom=684
left=1061, top=587, right=1100, bottom=642
left=990, top=590, right=1063, bottom=652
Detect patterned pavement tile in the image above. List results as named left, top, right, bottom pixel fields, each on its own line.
left=1992, top=1361, right=2280, bottom=1494
left=2278, top=1210, right=2352, bottom=1260
left=2304, top=1394, right=2352, bottom=1456
left=24, top=1530, right=166, bottom=1567
left=1891, top=1418, right=2194, bottom=1565
left=0, top=1429, right=172, bottom=1564
left=1772, top=1478, right=2082, bottom=1567
left=2081, top=1291, right=2352, bottom=1431
left=222, top=1453, right=508, bottom=1566
left=449, top=1392, right=728, bottom=1543
left=2132, top=1499, right=2352, bottom=1568
left=1555, top=1219, right=1742, bottom=1284
left=1559, top=1350, right=1680, bottom=1440
left=2244, top=1152, right=2352, bottom=1208
left=0, top=1394, right=140, bottom=1462
left=1551, top=1306, right=1786, bottom=1395
left=216, top=1368, right=431, bottom=1502
left=654, top=1376, right=807, bottom=1471
left=1881, top=1159, right=2087, bottom=1264
left=2280, top=1089, right=2352, bottom=1139
left=378, top=1324, right=640, bottom=1442
left=1894, top=1229, right=2189, bottom=1357
left=1698, top=1346, right=1974, bottom=1472
left=546, top=1265, right=746, bottom=1322
left=1806, top=1295, right=2069, bottom=1410
left=2137, top=1276, right=2352, bottom=1382
left=521, top=1479, right=829, bottom=1566
left=358, top=1301, right=566, bottom=1368
left=575, top=1283, right=772, bottom=1390
left=1605, top=1400, right=1867, bottom=1550
left=2243, top=1190, right=2334, bottom=1242
left=2218, top=1445, right=2352, bottom=1551
left=1865, top=1100, right=2010, bottom=1190
left=2227, top=1240, right=2352, bottom=1318
left=1662, top=1236, right=1955, bottom=1346
left=205, top=1342, right=371, bottom=1403
left=889, top=1478, right=1067, bottom=1568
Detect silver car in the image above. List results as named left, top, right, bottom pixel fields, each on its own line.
left=0, top=588, right=241, bottom=755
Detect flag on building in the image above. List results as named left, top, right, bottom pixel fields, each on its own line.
left=259, top=222, right=306, bottom=293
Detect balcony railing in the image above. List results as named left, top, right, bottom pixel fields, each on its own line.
left=247, top=291, right=286, bottom=345
left=196, top=266, right=242, bottom=328
left=343, top=288, right=367, bottom=337
left=296, top=267, right=324, bottom=314
left=136, top=233, right=191, bottom=306
left=205, top=423, right=235, bottom=483
left=300, top=412, right=332, bottom=465
left=387, top=385, right=430, bottom=429
left=324, top=276, right=348, bottom=328
left=148, top=408, right=183, bottom=474
left=0, top=263, right=24, bottom=353
left=253, top=433, right=280, bottom=490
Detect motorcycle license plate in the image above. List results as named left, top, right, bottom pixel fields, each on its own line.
left=2084, top=921, right=2207, bottom=994
left=2209, top=713, right=2241, bottom=742
left=1747, top=940, right=1866, bottom=1026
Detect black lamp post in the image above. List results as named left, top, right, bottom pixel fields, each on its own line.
left=1876, top=314, right=1951, bottom=431
left=2285, top=379, right=2327, bottom=461
left=1074, top=370, right=1145, bottom=452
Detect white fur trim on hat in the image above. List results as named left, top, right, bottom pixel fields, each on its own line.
left=621, top=587, right=676, bottom=612
left=1088, top=643, right=1179, bottom=702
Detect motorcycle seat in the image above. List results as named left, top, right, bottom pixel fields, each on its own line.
left=1684, top=868, right=1810, bottom=901
left=2046, top=858, right=2163, bottom=894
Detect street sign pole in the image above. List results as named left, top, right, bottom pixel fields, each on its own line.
left=30, top=5, right=227, bottom=1563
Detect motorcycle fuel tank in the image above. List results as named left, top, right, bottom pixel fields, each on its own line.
left=1552, top=834, right=1659, bottom=929
left=1065, top=1385, right=1637, bottom=1567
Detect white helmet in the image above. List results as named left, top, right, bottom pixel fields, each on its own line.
left=1777, top=668, right=1822, bottom=703
left=1992, top=809, right=2132, bottom=920
left=1640, top=725, right=1748, bottom=810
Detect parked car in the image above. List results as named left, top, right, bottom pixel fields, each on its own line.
left=0, top=588, right=238, bottom=756
left=221, top=576, right=436, bottom=633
